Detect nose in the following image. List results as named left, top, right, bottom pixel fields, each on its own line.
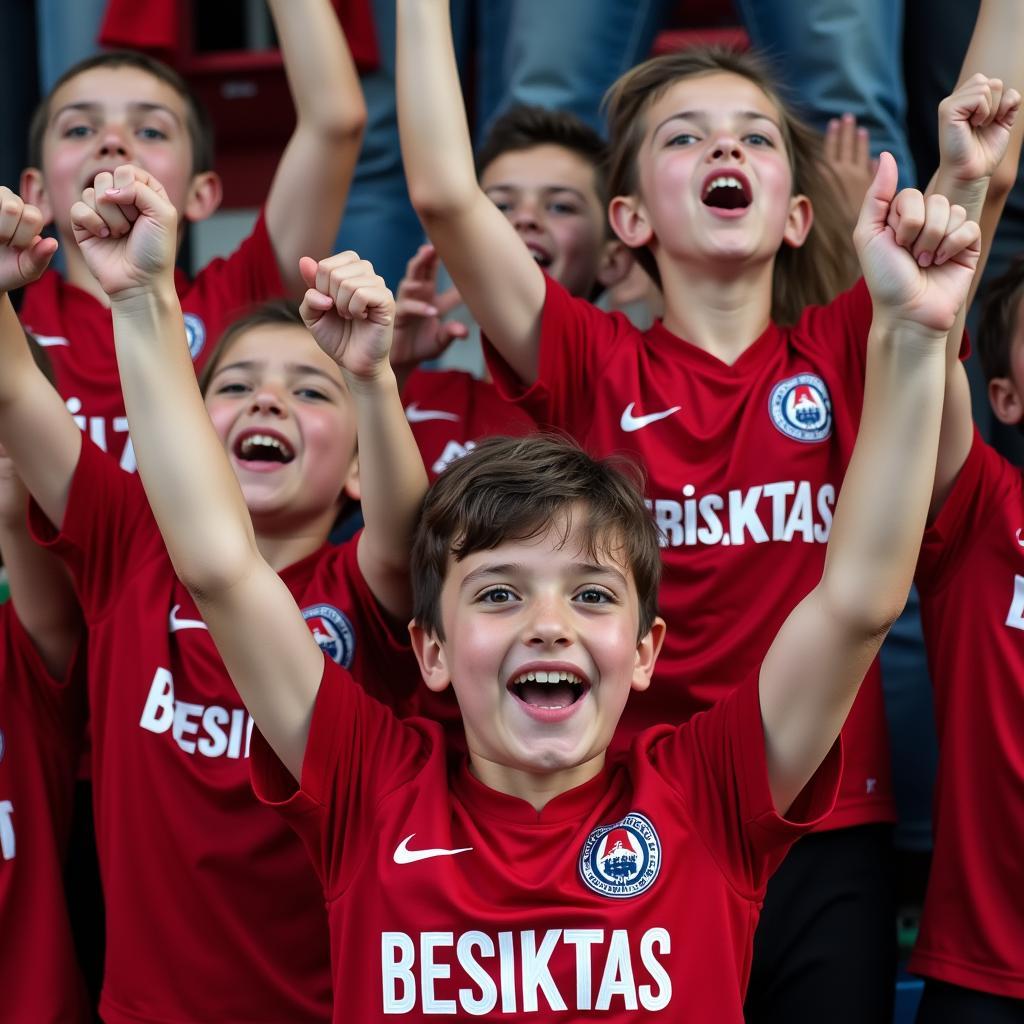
left=248, top=383, right=287, bottom=417
left=523, top=591, right=574, bottom=649
left=510, top=199, right=541, bottom=231
left=708, top=134, right=743, bottom=162
left=96, top=124, right=132, bottom=161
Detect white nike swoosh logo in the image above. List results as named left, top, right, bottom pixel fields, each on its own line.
left=620, top=402, right=682, bottom=432
left=1017, top=528, right=1024, bottom=548
left=169, top=604, right=208, bottom=633
left=405, top=403, right=460, bottom=424
left=32, top=334, right=71, bottom=348
left=393, top=834, right=473, bottom=864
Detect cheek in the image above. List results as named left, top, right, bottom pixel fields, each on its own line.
left=203, top=400, right=235, bottom=448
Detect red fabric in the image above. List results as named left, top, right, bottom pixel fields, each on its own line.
left=99, top=0, right=380, bottom=74
left=485, top=274, right=896, bottom=831
left=910, top=430, right=1024, bottom=999
left=29, top=438, right=420, bottom=1024
left=251, top=658, right=840, bottom=1022
left=0, top=606, right=90, bottom=1023
left=20, top=209, right=283, bottom=473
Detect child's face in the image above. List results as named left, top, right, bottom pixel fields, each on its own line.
left=204, top=324, right=359, bottom=528
left=481, top=145, right=608, bottom=298
left=621, top=72, right=809, bottom=271
left=31, top=66, right=200, bottom=238
left=413, top=510, right=663, bottom=791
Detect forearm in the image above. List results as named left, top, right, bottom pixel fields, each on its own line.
left=397, top=0, right=479, bottom=217
left=111, top=287, right=258, bottom=594
left=348, top=367, right=428, bottom=619
left=822, top=320, right=946, bottom=629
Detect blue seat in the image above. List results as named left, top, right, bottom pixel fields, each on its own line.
left=894, top=970, right=924, bottom=1024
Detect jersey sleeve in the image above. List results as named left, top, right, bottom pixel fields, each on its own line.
left=249, top=657, right=432, bottom=894
left=26, top=438, right=160, bottom=622
left=483, top=273, right=633, bottom=435
left=917, top=429, right=1007, bottom=594
left=646, top=674, right=841, bottom=895
left=184, top=209, right=286, bottom=377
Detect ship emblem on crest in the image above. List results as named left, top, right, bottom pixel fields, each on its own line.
left=769, top=373, right=833, bottom=442
left=579, top=811, right=661, bottom=899
left=301, top=603, right=356, bottom=668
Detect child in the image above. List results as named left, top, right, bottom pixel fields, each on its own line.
left=0, top=341, right=89, bottom=1023
left=907, top=258, right=1024, bottom=1022
left=18, top=0, right=366, bottom=473
left=395, top=105, right=632, bottom=480
left=0, top=180, right=426, bottom=1022
left=84, top=150, right=978, bottom=1019
left=396, top=0, right=1022, bottom=1014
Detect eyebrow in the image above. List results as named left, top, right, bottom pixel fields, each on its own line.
left=484, top=183, right=589, bottom=201
left=52, top=101, right=183, bottom=125
left=651, top=109, right=781, bottom=139
left=213, top=360, right=345, bottom=390
left=459, top=560, right=628, bottom=591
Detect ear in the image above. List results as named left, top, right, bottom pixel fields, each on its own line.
left=341, top=452, right=361, bottom=502
left=20, top=167, right=53, bottom=227
left=988, top=376, right=1024, bottom=426
left=781, top=193, right=814, bottom=250
left=608, top=194, right=654, bottom=250
left=630, top=616, right=666, bottom=693
left=596, top=238, right=635, bottom=290
left=408, top=621, right=452, bottom=693
left=183, top=170, right=223, bottom=224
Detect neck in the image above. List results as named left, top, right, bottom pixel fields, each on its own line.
left=467, top=749, right=606, bottom=812
left=658, top=255, right=774, bottom=365
left=252, top=507, right=336, bottom=572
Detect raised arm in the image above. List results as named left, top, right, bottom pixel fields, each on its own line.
left=0, top=189, right=82, bottom=530
left=759, top=154, right=980, bottom=815
left=73, top=165, right=325, bottom=779
left=264, top=0, right=368, bottom=297
left=298, top=252, right=428, bottom=621
left=396, top=0, right=546, bottom=383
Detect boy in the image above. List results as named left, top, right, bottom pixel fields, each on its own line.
left=907, top=259, right=1024, bottom=1021
left=73, top=150, right=977, bottom=1020
left=395, top=104, right=632, bottom=480
left=18, top=0, right=365, bottom=472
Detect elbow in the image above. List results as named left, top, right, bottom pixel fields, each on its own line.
left=822, top=578, right=907, bottom=645
left=172, top=536, right=258, bottom=605
left=407, top=178, right=477, bottom=222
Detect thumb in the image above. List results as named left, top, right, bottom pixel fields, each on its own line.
left=855, top=150, right=898, bottom=236
left=18, top=236, right=58, bottom=281
left=298, top=256, right=319, bottom=290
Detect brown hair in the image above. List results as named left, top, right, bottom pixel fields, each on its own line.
left=603, top=46, right=857, bottom=323
left=198, top=299, right=307, bottom=395
left=977, top=257, right=1024, bottom=383
left=29, top=50, right=215, bottom=175
left=411, top=434, right=662, bottom=641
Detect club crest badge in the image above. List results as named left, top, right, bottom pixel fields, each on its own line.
left=302, top=604, right=356, bottom=668
left=579, top=812, right=661, bottom=899
left=184, top=313, right=206, bottom=360
left=769, top=373, right=833, bottom=442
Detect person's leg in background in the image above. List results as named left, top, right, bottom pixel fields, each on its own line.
left=35, top=0, right=107, bottom=90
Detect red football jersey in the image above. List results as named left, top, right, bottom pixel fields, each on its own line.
left=29, top=439, right=421, bottom=1024
left=484, top=275, right=894, bottom=830
left=251, top=658, right=841, bottom=1022
left=403, top=368, right=537, bottom=481
left=19, top=211, right=283, bottom=472
left=910, top=430, right=1024, bottom=999
left=0, top=605, right=90, bottom=1023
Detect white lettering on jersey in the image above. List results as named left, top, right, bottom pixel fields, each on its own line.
left=646, top=481, right=834, bottom=549
left=432, top=440, right=476, bottom=476
left=0, top=800, right=14, bottom=860
left=139, top=667, right=253, bottom=758
left=381, top=927, right=671, bottom=1014
left=65, top=396, right=137, bottom=472
left=1006, top=575, right=1024, bottom=632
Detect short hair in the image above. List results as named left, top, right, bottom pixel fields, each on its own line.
left=412, top=434, right=662, bottom=641
left=603, top=46, right=857, bottom=322
left=476, top=104, right=609, bottom=204
left=976, top=257, right=1024, bottom=383
left=198, top=299, right=306, bottom=395
left=28, top=50, right=215, bottom=175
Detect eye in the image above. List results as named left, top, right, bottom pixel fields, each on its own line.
left=666, top=132, right=699, bottom=147
left=574, top=586, right=615, bottom=605
left=214, top=381, right=249, bottom=395
left=137, top=126, right=168, bottom=141
left=548, top=200, right=580, bottom=216
left=744, top=132, right=773, bottom=147
left=62, top=124, right=93, bottom=139
left=490, top=198, right=512, bottom=213
left=478, top=586, right=519, bottom=605
left=295, top=386, right=329, bottom=401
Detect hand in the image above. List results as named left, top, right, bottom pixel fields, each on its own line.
left=69, top=165, right=178, bottom=298
left=0, top=188, right=58, bottom=293
left=390, top=244, right=467, bottom=375
left=298, top=252, right=395, bottom=380
left=938, top=73, right=1021, bottom=184
left=824, top=114, right=877, bottom=232
left=855, top=152, right=981, bottom=334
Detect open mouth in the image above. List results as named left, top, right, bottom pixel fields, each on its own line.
left=701, top=174, right=752, bottom=210
left=233, top=432, right=295, bottom=464
left=526, top=243, right=554, bottom=270
left=508, top=669, right=588, bottom=710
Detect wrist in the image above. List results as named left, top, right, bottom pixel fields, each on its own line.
left=869, top=313, right=949, bottom=348
left=342, top=363, right=399, bottom=398
left=108, top=279, right=179, bottom=318
left=931, top=167, right=989, bottom=211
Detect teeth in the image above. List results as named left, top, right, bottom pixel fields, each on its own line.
left=240, top=434, right=289, bottom=456
left=512, top=670, right=583, bottom=686
left=705, top=175, right=744, bottom=196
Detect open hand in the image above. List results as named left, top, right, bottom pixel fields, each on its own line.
left=69, top=165, right=177, bottom=298
left=298, top=252, right=395, bottom=379
left=0, top=188, right=58, bottom=293
left=938, top=73, right=1021, bottom=184
left=855, top=152, right=980, bottom=334
left=824, top=113, right=876, bottom=232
